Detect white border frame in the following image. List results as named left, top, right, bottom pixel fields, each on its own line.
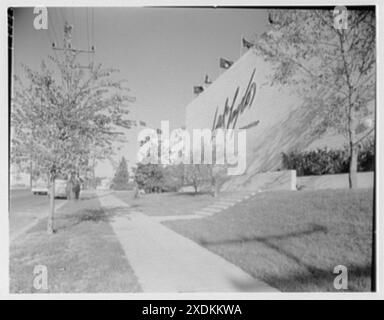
left=0, top=0, right=382, bottom=300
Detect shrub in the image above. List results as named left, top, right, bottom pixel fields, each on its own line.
left=282, top=139, right=374, bottom=176
left=133, top=163, right=165, bottom=193
left=358, top=137, right=375, bottom=172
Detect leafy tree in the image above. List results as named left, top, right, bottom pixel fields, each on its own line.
left=184, top=164, right=204, bottom=193
left=133, top=163, right=164, bottom=193
left=162, top=164, right=184, bottom=191
left=183, top=130, right=227, bottom=196
left=11, top=48, right=134, bottom=233
left=253, top=9, right=375, bottom=188
left=136, top=127, right=227, bottom=195
left=111, top=157, right=130, bottom=190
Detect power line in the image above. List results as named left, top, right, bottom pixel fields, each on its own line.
left=48, top=8, right=59, bottom=45
left=62, top=8, right=69, bottom=22
left=47, top=9, right=60, bottom=61
left=71, top=8, right=76, bottom=46
left=91, top=8, right=95, bottom=65
left=53, top=8, right=63, bottom=29
left=86, top=8, right=90, bottom=65
left=46, top=22, right=56, bottom=54
left=51, top=17, right=95, bottom=69
left=57, top=8, right=67, bottom=23
left=52, top=8, right=64, bottom=46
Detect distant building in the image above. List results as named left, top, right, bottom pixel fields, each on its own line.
left=10, top=164, right=30, bottom=189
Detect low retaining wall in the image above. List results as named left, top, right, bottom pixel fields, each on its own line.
left=297, top=172, right=374, bottom=190
left=220, top=170, right=297, bottom=192
left=179, top=171, right=373, bottom=193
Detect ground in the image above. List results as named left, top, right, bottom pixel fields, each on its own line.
left=162, top=189, right=374, bottom=292
left=114, top=190, right=219, bottom=216
left=9, top=188, right=373, bottom=293
left=10, top=189, right=66, bottom=238
left=9, top=192, right=141, bottom=293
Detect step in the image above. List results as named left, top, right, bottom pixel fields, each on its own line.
left=202, top=207, right=223, bottom=213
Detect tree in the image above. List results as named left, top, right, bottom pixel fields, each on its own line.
left=183, top=130, right=227, bottom=196
left=11, top=47, right=134, bottom=233
left=136, top=126, right=227, bottom=195
left=184, top=164, right=204, bottom=193
left=253, top=9, right=375, bottom=188
left=162, top=164, right=184, bottom=191
left=133, top=163, right=164, bottom=193
left=111, top=157, right=130, bottom=190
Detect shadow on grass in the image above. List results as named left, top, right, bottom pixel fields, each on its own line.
left=57, top=205, right=136, bottom=231
left=25, top=204, right=135, bottom=234
left=199, top=224, right=327, bottom=249
left=126, top=204, right=140, bottom=209
left=79, top=192, right=113, bottom=201
left=199, top=223, right=372, bottom=291
left=172, top=191, right=213, bottom=197
left=57, top=209, right=109, bottom=230
left=199, top=224, right=328, bottom=270
left=230, top=263, right=372, bottom=292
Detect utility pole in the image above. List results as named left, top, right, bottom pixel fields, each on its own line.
left=8, top=8, right=14, bottom=200
left=29, top=157, right=33, bottom=189
left=51, top=21, right=95, bottom=69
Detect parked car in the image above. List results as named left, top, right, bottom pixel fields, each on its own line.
left=47, top=179, right=68, bottom=199
left=31, top=179, right=48, bottom=195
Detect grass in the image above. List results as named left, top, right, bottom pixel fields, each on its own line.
left=164, top=188, right=374, bottom=292
left=10, top=192, right=141, bottom=293
left=114, top=190, right=218, bottom=216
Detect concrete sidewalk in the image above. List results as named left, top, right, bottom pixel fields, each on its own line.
left=98, top=192, right=277, bottom=292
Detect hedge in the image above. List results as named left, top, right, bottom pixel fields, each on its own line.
left=281, top=138, right=374, bottom=176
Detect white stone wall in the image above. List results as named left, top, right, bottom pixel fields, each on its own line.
left=186, top=50, right=318, bottom=191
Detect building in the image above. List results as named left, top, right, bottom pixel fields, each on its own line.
left=185, top=48, right=374, bottom=191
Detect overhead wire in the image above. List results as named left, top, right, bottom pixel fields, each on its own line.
left=47, top=8, right=60, bottom=61
left=91, top=8, right=95, bottom=65
left=86, top=8, right=90, bottom=66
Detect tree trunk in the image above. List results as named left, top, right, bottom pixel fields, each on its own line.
left=347, top=108, right=358, bottom=189
left=180, top=164, right=185, bottom=187
left=47, top=177, right=55, bottom=234
left=134, top=184, right=139, bottom=198
left=349, top=143, right=358, bottom=189
left=210, top=176, right=217, bottom=197
left=29, top=158, right=33, bottom=190
left=210, top=166, right=219, bottom=197
left=213, top=180, right=219, bottom=197
left=92, top=157, right=96, bottom=189
left=67, top=179, right=74, bottom=200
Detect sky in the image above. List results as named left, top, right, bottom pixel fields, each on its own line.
left=13, top=7, right=269, bottom=177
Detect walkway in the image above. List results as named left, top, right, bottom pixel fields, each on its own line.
left=98, top=192, right=277, bottom=292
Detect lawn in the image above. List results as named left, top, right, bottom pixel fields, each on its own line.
left=164, top=188, right=374, bottom=292
left=10, top=192, right=141, bottom=293
left=114, top=190, right=218, bottom=216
